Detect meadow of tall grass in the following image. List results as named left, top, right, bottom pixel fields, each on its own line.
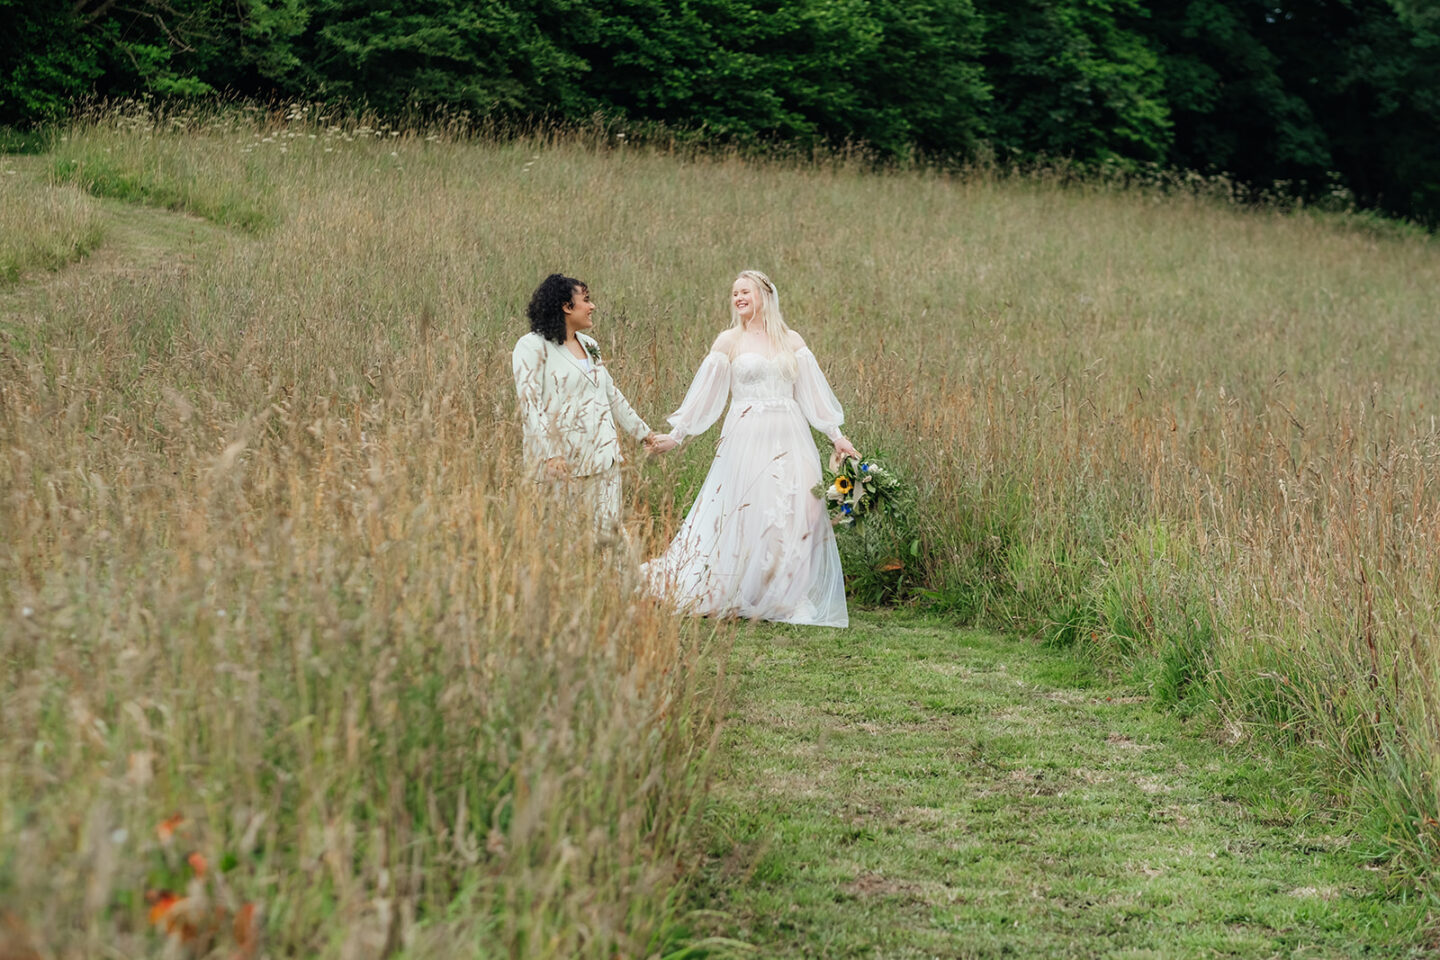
left=0, top=167, right=105, bottom=284
left=4, top=102, right=1440, bottom=952
left=1, top=109, right=733, bottom=959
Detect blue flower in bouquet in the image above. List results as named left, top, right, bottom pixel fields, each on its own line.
left=812, top=454, right=906, bottom=528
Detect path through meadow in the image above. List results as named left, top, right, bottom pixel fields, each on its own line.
left=690, top=612, right=1430, bottom=957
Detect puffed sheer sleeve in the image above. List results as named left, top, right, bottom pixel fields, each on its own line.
left=511, top=335, right=554, bottom=462
left=794, top=347, right=845, bottom=441
left=666, top=352, right=732, bottom=442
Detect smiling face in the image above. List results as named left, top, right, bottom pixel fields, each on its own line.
left=562, top=284, right=595, bottom=334
left=731, top=277, right=759, bottom=323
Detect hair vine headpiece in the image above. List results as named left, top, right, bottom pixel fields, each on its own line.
left=743, top=270, right=775, bottom=293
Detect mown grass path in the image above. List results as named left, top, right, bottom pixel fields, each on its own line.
left=692, top=612, right=1431, bottom=958
left=0, top=154, right=237, bottom=312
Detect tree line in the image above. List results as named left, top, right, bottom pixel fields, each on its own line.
left=4, top=0, right=1438, bottom=225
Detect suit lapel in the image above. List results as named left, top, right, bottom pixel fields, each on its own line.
left=552, top=337, right=598, bottom=385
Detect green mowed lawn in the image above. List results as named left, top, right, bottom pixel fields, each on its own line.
left=692, top=612, right=1431, bottom=958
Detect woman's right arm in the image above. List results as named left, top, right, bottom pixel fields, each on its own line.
left=665, top=334, right=733, bottom=443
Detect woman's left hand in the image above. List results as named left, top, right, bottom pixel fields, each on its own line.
left=833, top=436, right=860, bottom=461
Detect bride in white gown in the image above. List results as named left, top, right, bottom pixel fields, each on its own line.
left=642, top=270, right=860, bottom=627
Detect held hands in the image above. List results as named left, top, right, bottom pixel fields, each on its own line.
left=645, top=432, right=679, bottom=455
left=543, top=456, right=570, bottom=479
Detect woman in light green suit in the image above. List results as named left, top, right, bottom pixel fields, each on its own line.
left=511, top=273, right=673, bottom=534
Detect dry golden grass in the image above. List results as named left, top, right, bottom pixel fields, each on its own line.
left=0, top=161, right=105, bottom=283
left=1, top=112, right=733, bottom=960
left=3, top=103, right=1440, bottom=954
left=0, top=348, right=729, bottom=957
left=0, top=342, right=728, bottom=957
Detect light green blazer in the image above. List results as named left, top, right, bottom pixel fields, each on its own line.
left=511, top=331, right=651, bottom=478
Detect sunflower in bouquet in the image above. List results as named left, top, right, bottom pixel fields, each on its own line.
left=813, top=453, right=904, bottom=527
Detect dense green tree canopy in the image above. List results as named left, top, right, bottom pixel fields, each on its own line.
left=2, top=0, right=1437, bottom=224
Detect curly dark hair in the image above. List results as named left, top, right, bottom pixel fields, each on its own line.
left=526, top=273, right=587, bottom=344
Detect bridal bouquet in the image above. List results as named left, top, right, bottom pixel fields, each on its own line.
left=814, top=455, right=903, bottom=527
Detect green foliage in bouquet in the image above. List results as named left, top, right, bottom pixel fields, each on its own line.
left=814, top=455, right=920, bottom=604
left=813, top=455, right=905, bottom=527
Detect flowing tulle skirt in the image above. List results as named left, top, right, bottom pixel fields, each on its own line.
left=643, top=399, right=848, bottom=627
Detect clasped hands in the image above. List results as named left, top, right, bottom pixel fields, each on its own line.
left=644, top=432, right=679, bottom=455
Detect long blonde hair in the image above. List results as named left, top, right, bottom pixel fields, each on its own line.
left=728, top=270, right=797, bottom=378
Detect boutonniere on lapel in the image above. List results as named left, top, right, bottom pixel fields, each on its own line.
left=583, top=341, right=603, bottom=366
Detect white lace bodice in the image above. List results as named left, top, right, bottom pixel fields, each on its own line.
left=730, top=352, right=796, bottom=403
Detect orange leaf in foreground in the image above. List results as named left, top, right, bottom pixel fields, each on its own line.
left=0, top=911, right=42, bottom=960
left=157, top=813, right=184, bottom=843
left=232, top=903, right=260, bottom=959
left=145, top=890, right=181, bottom=928
left=145, top=890, right=209, bottom=944
left=187, top=852, right=208, bottom=878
